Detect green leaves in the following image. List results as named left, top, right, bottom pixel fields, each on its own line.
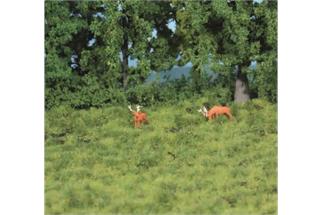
left=45, top=0, right=277, bottom=108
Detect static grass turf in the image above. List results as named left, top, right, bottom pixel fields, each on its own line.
left=45, top=98, right=277, bottom=214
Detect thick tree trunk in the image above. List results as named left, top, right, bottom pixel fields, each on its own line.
left=234, top=65, right=250, bottom=103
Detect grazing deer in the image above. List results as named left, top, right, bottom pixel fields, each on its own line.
left=198, top=105, right=233, bottom=121
left=128, top=105, right=148, bottom=128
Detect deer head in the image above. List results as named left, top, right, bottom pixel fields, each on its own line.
left=197, top=106, right=208, bottom=117
left=128, top=105, right=143, bottom=112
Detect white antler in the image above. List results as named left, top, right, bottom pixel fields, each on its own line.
left=202, top=106, right=208, bottom=117
left=197, top=106, right=208, bottom=117
left=202, top=106, right=208, bottom=113
left=128, top=105, right=134, bottom=112
left=136, top=105, right=143, bottom=112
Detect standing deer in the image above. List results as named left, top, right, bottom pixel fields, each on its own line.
left=128, top=105, right=148, bottom=128
left=198, top=104, right=233, bottom=121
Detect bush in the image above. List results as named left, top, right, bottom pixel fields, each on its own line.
left=45, top=72, right=236, bottom=110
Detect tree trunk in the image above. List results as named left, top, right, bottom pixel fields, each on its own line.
left=234, top=65, right=250, bottom=103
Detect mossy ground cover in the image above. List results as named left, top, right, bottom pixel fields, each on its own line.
left=45, top=98, right=277, bottom=214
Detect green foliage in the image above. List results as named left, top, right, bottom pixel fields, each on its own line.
left=173, top=0, right=277, bottom=102
left=45, top=98, right=277, bottom=214
left=46, top=74, right=231, bottom=109
left=45, top=0, right=277, bottom=108
left=248, top=53, right=277, bottom=102
left=45, top=1, right=87, bottom=83
left=203, top=87, right=232, bottom=105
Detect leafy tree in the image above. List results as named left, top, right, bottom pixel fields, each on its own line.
left=173, top=0, right=217, bottom=92
left=45, top=0, right=277, bottom=109
left=88, top=0, right=176, bottom=89
left=248, top=0, right=277, bottom=102
left=45, top=1, right=85, bottom=84
left=45, top=1, right=87, bottom=107
left=173, top=0, right=277, bottom=103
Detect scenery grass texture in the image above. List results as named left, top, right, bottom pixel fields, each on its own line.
left=45, top=98, right=277, bottom=214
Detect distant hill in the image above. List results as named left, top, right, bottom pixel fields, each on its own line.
left=146, top=65, right=192, bottom=83
left=145, top=61, right=256, bottom=83
left=146, top=62, right=217, bottom=83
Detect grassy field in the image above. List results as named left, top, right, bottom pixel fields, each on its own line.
left=45, top=98, right=277, bottom=214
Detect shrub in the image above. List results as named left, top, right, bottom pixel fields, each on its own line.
left=46, top=72, right=236, bottom=110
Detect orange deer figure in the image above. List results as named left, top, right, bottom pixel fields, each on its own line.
left=198, top=105, right=233, bottom=121
left=128, top=105, right=148, bottom=128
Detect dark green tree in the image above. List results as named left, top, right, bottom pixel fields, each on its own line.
left=173, top=0, right=277, bottom=103
left=45, top=1, right=88, bottom=107
left=248, top=0, right=277, bottom=102
left=45, top=0, right=277, bottom=109
left=88, top=0, right=177, bottom=89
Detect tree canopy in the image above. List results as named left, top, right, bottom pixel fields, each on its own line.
left=45, top=0, right=277, bottom=109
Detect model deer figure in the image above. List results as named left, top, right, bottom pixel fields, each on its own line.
left=198, top=104, right=233, bottom=121
left=128, top=105, right=148, bottom=128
